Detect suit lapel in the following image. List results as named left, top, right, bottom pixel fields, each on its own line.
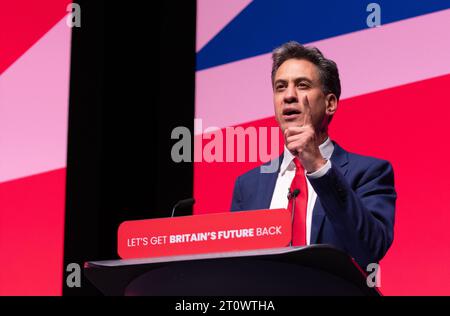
left=330, top=142, right=349, bottom=177
left=257, top=154, right=283, bottom=209
left=310, top=141, right=349, bottom=244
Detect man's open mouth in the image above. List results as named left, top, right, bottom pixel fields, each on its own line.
left=282, top=108, right=301, bottom=119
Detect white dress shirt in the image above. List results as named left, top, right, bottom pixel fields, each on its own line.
left=269, top=137, right=334, bottom=244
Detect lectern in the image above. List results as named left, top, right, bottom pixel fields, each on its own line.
left=84, top=244, right=380, bottom=296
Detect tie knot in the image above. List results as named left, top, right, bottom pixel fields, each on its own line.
left=293, top=157, right=304, bottom=172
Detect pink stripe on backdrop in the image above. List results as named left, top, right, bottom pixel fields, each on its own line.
left=195, top=9, right=450, bottom=131
left=195, top=52, right=273, bottom=133
left=196, top=0, right=253, bottom=52
left=0, top=17, right=72, bottom=183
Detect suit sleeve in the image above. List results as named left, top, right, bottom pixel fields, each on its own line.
left=230, top=176, right=243, bottom=212
left=308, top=160, right=396, bottom=266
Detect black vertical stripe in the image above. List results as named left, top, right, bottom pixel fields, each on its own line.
left=63, top=1, right=196, bottom=295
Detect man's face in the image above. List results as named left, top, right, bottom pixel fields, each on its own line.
left=273, top=58, right=332, bottom=133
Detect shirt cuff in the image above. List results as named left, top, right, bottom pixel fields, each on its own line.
left=307, top=159, right=332, bottom=179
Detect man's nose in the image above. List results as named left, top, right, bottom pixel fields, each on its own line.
left=283, top=85, right=298, bottom=104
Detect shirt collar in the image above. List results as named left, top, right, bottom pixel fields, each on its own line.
left=280, top=137, right=334, bottom=175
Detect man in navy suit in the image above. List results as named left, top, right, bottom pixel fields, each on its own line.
left=231, top=41, right=396, bottom=269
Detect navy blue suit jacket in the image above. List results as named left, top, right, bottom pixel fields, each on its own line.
left=230, top=142, right=396, bottom=268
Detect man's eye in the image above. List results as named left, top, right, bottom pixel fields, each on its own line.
left=297, top=82, right=308, bottom=88
left=276, top=85, right=285, bottom=91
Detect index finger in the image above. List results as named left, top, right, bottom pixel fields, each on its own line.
left=302, top=95, right=313, bottom=126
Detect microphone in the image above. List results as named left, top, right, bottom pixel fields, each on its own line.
left=287, top=189, right=300, bottom=247
left=171, top=198, right=195, bottom=217
left=287, top=188, right=300, bottom=201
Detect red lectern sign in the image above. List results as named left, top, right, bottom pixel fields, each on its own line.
left=118, top=209, right=291, bottom=259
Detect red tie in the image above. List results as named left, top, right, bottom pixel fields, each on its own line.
left=288, top=157, right=308, bottom=246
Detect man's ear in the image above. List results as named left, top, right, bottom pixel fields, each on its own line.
left=325, top=94, right=338, bottom=116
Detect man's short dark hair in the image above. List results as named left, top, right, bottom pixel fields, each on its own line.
left=271, top=41, right=341, bottom=101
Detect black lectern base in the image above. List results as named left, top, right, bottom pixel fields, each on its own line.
left=84, top=245, right=380, bottom=296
